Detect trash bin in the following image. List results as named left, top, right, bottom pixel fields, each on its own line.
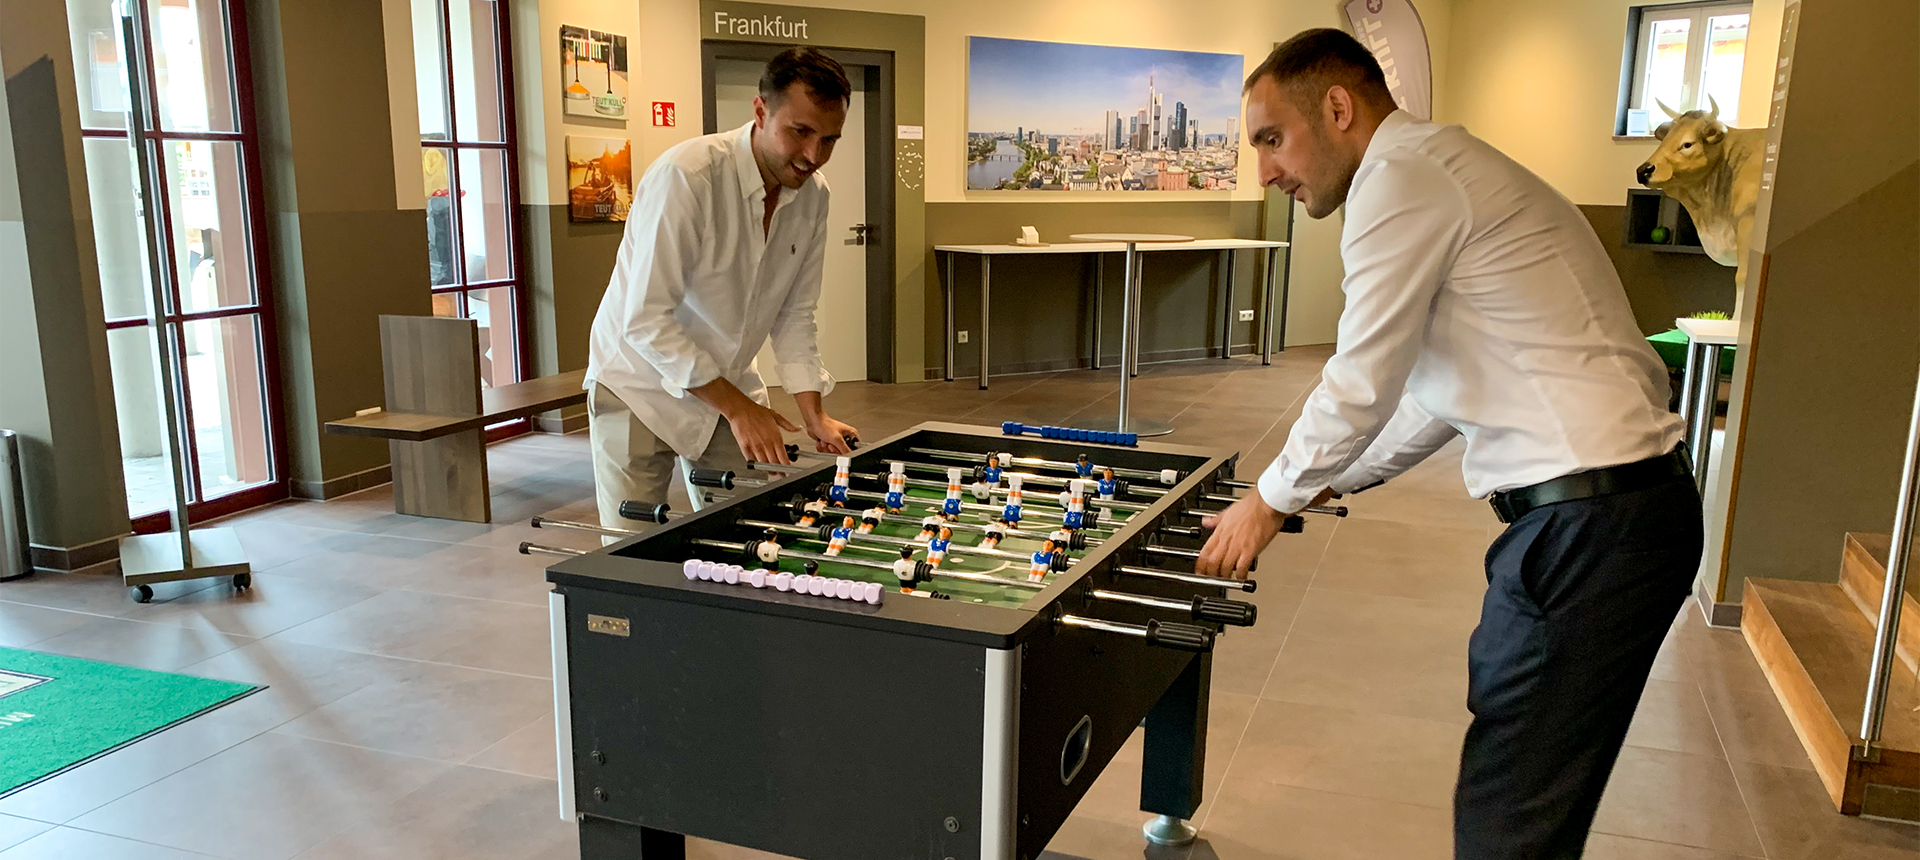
left=0, top=430, right=30, bottom=582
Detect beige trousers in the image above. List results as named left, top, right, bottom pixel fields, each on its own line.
left=587, top=383, right=751, bottom=529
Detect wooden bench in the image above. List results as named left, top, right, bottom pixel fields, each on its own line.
left=324, top=316, right=587, bottom=522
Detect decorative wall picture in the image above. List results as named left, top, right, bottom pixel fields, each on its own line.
left=561, top=25, right=629, bottom=121
left=566, top=136, right=633, bottom=222
left=966, top=37, right=1243, bottom=192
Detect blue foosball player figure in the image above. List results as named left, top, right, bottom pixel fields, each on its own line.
left=927, top=528, right=953, bottom=566
left=943, top=467, right=965, bottom=516
left=1096, top=467, right=1119, bottom=501
left=1028, top=539, right=1058, bottom=582
left=1001, top=475, right=1024, bottom=524
left=1074, top=454, right=1094, bottom=478
left=827, top=517, right=855, bottom=556
left=981, top=452, right=1004, bottom=486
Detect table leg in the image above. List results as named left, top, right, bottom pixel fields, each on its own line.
left=1677, top=340, right=1698, bottom=423
left=1141, top=651, right=1211, bottom=830
left=943, top=251, right=955, bottom=383
left=1118, top=244, right=1138, bottom=431
left=979, top=256, right=992, bottom=391
left=1219, top=250, right=1237, bottom=359
left=579, top=815, right=686, bottom=859
left=1092, top=255, right=1104, bottom=370
left=1129, top=256, right=1145, bottom=378
left=1691, top=344, right=1722, bottom=490
left=1261, top=247, right=1283, bottom=364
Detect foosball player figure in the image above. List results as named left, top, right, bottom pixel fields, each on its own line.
left=916, top=512, right=947, bottom=541
left=927, top=527, right=954, bottom=567
left=884, top=462, right=908, bottom=512
left=828, top=456, right=853, bottom=505
left=981, top=519, right=1010, bottom=549
left=1029, top=540, right=1058, bottom=582
left=756, top=530, right=783, bottom=564
left=827, top=517, right=855, bottom=556
left=1001, top=475, right=1024, bottom=524
left=796, top=496, right=829, bottom=528
left=971, top=466, right=995, bottom=501
left=943, top=467, right=965, bottom=516
left=891, top=546, right=946, bottom=599
left=981, top=452, right=1004, bottom=486
left=1062, top=479, right=1088, bottom=530
left=1075, top=453, right=1094, bottom=478
left=1096, top=468, right=1119, bottom=501
left=859, top=505, right=885, bottom=534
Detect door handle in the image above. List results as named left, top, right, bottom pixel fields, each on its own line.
left=847, top=223, right=872, bottom=246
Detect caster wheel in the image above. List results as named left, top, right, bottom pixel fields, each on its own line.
left=133, top=584, right=154, bottom=604
left=232, top=573, right=252, bottom=590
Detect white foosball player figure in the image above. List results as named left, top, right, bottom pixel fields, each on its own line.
left=1029, top=539, right=1058, bottom=582
left=1001, top=475, right=1024, bottom=524
left=943, top=467, right=965, bottom=516
left=1096, top=467, right=1119, bottom=501
left=1062, top=479, right=1087, bottom=530
left=859, top=505, right=885, bottom=534
left=982, top=519, right=1009, bottom=549
left=927, top=527, right=954, bottom=566
left=971, top=467, right=994, bottom=501
left=892, top=545, right=919, bottom=585
left=827, top=517, right=855, bottom=556
left=797, top=496, right=829, bottom=527
left=829, top=456, right=852, bottom=504
left=917, top=513, right=947, bottom=541
left=884, top=462, right=907, bottom=511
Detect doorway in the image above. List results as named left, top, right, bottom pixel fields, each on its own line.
left=701, top=41, right=896, bottom=383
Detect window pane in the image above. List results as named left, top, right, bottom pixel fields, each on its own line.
left=108, top=325, right=174, bottom=516
left=1700, top=13, right=1749, bottom=125
left=412, top=0, right=452, bottom=140
left=67, top=0, right=131, bottom=130
left=1642, top=17, right=1692, bottom=113
left=150, top=0, right=238, bottom=133
left=181, top=316, right=273, bottom=500
left=163, top=140, right=256, bottom=312
left=465, top=287, right=518, bottom=387
left=83, top=137, right=158, bottom=321
left=423, top=147, right=458, bottom=285
left=450, top=0, right=503, bottom=142
left=456, top=148, right=512, bottom=282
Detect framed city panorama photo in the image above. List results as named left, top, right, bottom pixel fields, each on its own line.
left=966, top=37, right=1243, bottom=192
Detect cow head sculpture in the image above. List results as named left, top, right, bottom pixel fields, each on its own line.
left=1636, top=97, right=1729, bottom=188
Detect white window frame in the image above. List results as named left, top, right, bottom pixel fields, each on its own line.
left=1617, top=1, right=1752, bottom=136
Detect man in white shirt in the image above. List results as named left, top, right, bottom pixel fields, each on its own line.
left=1197, top=30, right=1701, bottom=859
left=586, top=48, right=859, bottom=527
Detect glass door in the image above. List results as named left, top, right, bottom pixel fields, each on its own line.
left=69, top=0, right=285, bottom=526
left=411, top=0, right=527, bottom=433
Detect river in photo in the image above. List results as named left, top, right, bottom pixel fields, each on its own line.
left=966, top=139, right=1024, bottom=189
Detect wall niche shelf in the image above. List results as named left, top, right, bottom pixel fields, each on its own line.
left=1623, top=187, right=1708, bottom=255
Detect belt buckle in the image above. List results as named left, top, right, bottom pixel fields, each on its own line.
left=1489, top=492, right=1516, bottom=524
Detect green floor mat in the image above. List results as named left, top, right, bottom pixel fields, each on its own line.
left=0, top=647, right=261, bottom=796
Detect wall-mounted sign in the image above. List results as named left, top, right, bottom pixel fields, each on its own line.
left=652, top=102, right=677, bottom=127
left=896, top=125, right=922, bottom=140
left=711, top=10, right=810, bottom=40
left=561, top=25, right=630, bottom=121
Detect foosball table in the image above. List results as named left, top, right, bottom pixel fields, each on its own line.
left=523, top=421, right=1324, bottom=860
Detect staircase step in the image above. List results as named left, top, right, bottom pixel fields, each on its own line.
left=1741, top=578, right=1920, bottom=817
left=1838, top=533, right=1919, bottom=677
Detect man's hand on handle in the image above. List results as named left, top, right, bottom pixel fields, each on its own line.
left=1196, top=487, right=1335, bottom=579
left=794, top=391, right=859, bottom=455
left=726, top=400, right=802, bottom=466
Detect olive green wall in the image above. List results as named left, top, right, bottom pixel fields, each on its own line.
left=0, top=0, right=132, bottom=570
left=1578, top=205, right=1738, bottom=336
left=1701, top=0, right=1919, bottom=610
left=250, top=0, right=432, bottom=497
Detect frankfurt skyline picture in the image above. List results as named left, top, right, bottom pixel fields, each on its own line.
left=967, top=37, right=1244, bottom=192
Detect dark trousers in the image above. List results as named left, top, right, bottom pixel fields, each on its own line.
left=1454, top=476, right=1703, bottom=859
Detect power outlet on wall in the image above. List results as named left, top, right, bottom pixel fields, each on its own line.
left=957, top=330, right=970, bottom=343
left=1237, top=309, right=1255, bottom=322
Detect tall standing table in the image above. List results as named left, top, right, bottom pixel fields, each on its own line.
left=1675, top=316, right=1738, bottom=491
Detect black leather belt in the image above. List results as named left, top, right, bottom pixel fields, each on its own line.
left=1489, top=446, right=1693, bottom=524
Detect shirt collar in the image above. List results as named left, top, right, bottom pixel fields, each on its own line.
left=1359, top=109, right=1418, bottom=166
left=731, top=121, right=768, bottom=200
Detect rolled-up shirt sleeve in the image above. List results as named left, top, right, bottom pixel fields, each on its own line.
left=1257, top=154, right=1471, bottom=514
left=619, top=165, right=724, bottom=398
left=767, top=195, right=836, bottom=396
left=1327, top=391, right=1461, bottom=494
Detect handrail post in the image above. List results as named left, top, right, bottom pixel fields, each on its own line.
left=1861, top=366, right=1920, bottom=753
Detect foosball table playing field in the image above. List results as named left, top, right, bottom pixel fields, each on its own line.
left=522, top=421, right=1339, bottom=860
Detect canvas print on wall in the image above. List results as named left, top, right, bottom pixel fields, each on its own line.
left=567, top=136, right=633, bottom=222
left=561, top=25, right=629, bottom=121
left=967, top=37, right=1244, bottom=192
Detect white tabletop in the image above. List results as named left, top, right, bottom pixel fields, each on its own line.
left=933, top=238, right=1288, bottom=255
left=1675, top=317, right=1738, bottom=345
left=1068, top=232, right=1194, bottom=243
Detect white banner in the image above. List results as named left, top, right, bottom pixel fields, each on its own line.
left=1343, top=0, right=1434, bottom=120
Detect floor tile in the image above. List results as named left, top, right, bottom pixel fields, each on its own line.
left=69, top=732, right=450, bottom=860
left=1731, top=758, right=1920, bottom=860
left=122, top=572, right=379, bottom=639
left=1226, top=699, right=1466, bottom=810
left=1261, top=630, right=1473, bottom=726
left=465, top=713, right=560, bottom=781
left=1624, top=679, right=1726, bottom=759
left=0, top=816, right=51, bottom=854
left=0, top=827, right=222, bottom=860
left=1308, top=517, right=1492, bottom=608
left=1040, top=813, right=1193, bottom=860
left=0, top=602, right=98, bottom=648
left=0, top=571, right=210, bottom=617
left=1282, top=588, right=1481, bottom=661
left=1591, top=746, right=1766, bottom=856
left=180, top=637, right=421, bottom=725
left=25, top=617, right=254, bottom=672
left=1581, top=832, right=1763, bottom=859
left=1192, top=776, right=1454, bottom=859
left=269, top=660, right=551, bottom=763
left=1696, top=681, right=1816, bottom=771
left=270, top=589, right=551, bottom=677
left=288, top=766, right=572, bottom=860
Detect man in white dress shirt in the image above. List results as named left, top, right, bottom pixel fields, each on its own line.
left=1197, top=30, right=1701, bottom=859
left=586, top=48, right=859, bottom=527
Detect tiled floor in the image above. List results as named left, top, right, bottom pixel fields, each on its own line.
left=2, top=352, right=1915, bottom=860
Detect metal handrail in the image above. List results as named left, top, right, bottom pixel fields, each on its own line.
left=1862, top=367, right=1920, bottom=752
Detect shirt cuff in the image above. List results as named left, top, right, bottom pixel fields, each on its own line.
left=659, top=360, right=722, bottom=399
left=775, top=361, right=835, bottom=397
left=1256, top=461, right=1323, bottom=516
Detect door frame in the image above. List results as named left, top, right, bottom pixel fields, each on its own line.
left=700, top=40, right=898, bottom=383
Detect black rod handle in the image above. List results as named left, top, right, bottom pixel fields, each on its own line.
left=1193, top=596, right=1258, bottom=627
left=689, top=468, right=735, bottom=489
left=1145, top=619, right=1214, bottom=652
left=618, top=500, right=672, bottom=523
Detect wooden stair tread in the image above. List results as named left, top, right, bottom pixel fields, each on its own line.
left=1747, top=579, right=1920, bottom=749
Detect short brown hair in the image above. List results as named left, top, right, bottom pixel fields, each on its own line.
left=760, top=47, right=851, bottom=108
left=1244, top=29, right=1395, bottom=115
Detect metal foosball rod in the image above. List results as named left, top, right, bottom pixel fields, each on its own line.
left=1057, top=614, right=1213, bottom=652
left=902, top=446, right=1183, bottom=485
left=1114, top=564, right=1257, bottom=593
left=595, top=501, right=1073, bottom=569
left=1088, top=588, right=1258, bottom=626
left=1140, top=543, right=1258, bottom=571
left=807, top=480, right=1118, bottom=532
left=689, top=537, right=1048, bottom=591
left=754, top=460, right=1158, bottom=515
left=765, top=499, right=1099, bottom=551
left=521, top=542, right=586, bottom=557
